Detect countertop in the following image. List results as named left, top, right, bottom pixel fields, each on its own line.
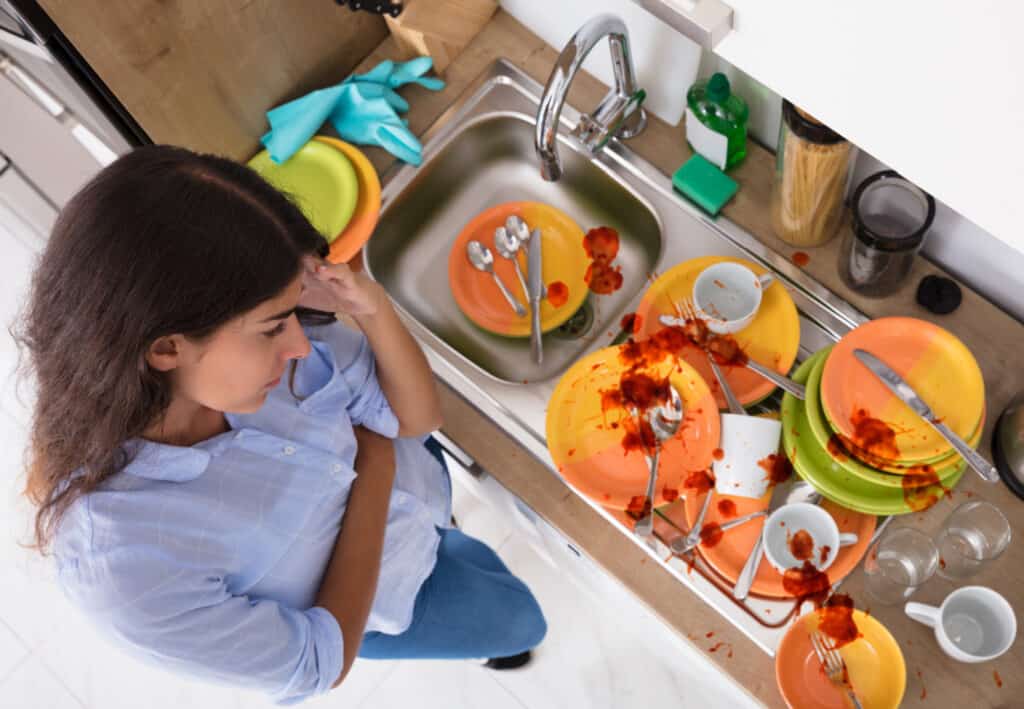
left=351, top=11, right=1023, bottom=708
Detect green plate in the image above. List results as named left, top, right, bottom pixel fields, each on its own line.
left=247, top=141, right=358, bottom=242
left=781, top=350, right=964, bottom=516
left=805, top=350, right=968, bottom=488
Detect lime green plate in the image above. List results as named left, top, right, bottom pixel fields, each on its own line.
left=781, top=350, right=963, bottom=516
left=805, top=349, right=970, bottom=489
left=247, top=141, right=358, bottom=242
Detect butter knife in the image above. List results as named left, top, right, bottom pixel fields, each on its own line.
left=733, top=480, right=818, bottom=600
left=527, top=227, right=543, bottom=364
left=853, top=348, right=999, bottom=483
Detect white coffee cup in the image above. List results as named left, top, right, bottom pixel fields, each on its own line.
left=692, top=262, right=775, bottom=335
left=762, top=502, right=859, bottom=573
left=905, top=586, right=1016, bottom=663
left=712, top=413, right=783, bottom=499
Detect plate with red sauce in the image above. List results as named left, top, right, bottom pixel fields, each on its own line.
left=682, top=484, right=875, bottom=599
left=546, top=343, right=720, bottom=510
left=820, top=317, right=984, bottom=465
left=782, top=350, right=964, bottom=515
left=632, top=255, right=800, bottom=408
left=448, top=201, right=589, bottom=337
left=776, top=606, right=905, bottom=709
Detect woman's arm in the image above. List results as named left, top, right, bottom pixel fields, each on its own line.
left=301, top=259, right=442, bottom=437
left=316, top=425, right=397, bottom=687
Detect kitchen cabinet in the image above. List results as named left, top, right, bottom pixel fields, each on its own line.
left=28, top=0, right=389, bottom=160
left=710, top=0, right=1024, bottom=257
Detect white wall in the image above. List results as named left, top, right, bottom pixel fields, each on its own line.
left=498, top=0, right=1024, bottom=323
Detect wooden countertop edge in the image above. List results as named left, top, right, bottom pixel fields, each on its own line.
left=351, top=11, right=1023, bottom=707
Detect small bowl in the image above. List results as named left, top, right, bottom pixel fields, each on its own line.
left=762, top=502, right=859, bottom=573
left=693, top=262, right=774, bottom=334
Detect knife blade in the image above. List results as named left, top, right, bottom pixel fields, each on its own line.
left=853, top=348, right=999, bottom=483
left=732, top=478, right=815, bottom=600
left=527, top=228, right=543, bottom=364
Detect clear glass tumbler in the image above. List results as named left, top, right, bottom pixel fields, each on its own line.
left=864, top=527, right=939, bottom=605
left=935, top=501, right=1011, bottom=580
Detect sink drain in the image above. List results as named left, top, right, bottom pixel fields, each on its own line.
left=550, top=300, right=595, bottom=340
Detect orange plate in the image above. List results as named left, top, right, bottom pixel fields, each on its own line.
left=313, top=137, right=381, bottom=264
left=776, top=609, right=906, bottom=709
left=683, top=488, right=875, bottom=599
left=546, top=344, right=720, bottom=509
left=634, top=256, right=801, bottom=408
left=449, top=201, right=589, bottom=337
left=821, top=317, right=984, bottom=464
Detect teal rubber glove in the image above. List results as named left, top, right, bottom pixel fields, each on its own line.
left=261, top=58, right=445, bottom=165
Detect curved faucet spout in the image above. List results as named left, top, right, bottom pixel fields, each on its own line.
left=535, top=14, right=647, bottom=182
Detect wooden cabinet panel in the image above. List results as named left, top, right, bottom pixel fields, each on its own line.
left=37, top=0, right=387, bottom=159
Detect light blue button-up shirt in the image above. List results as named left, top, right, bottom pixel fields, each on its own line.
left=54, top=323, right=450, bottom=704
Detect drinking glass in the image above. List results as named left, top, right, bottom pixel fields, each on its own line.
left=935, top=501, right=1011, bottom=580
left=864, top=527, right=939, bottom=605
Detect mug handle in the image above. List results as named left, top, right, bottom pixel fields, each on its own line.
left=905, top=602, right=940, bottom=628
left=758, top=273, right=775, bottom=290
left=838, top=532, right=858, bottom=547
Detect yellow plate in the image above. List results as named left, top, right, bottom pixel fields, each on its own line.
left=449, top=202, right=589, bottom=337
left=634, top=255, right=801, bottom=408
left=313, top=137, right=381, bottom=262
left=776, top=609, right=906, bottom=709
left=546, top=344, right=720, bottom=510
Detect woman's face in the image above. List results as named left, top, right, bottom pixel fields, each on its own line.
left=169, top=274, right=311, bottom=415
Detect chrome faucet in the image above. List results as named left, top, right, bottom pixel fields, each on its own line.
left=535, top=14, right=648, bottom=182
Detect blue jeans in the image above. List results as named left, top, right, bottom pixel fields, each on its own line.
left=359, top=439, right=547, bottom=659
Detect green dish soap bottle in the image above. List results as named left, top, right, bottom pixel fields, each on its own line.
left=685, top=72, right=748, bottom=170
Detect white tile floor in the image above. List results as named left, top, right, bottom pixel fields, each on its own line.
left=0, top=203, right=760, bottom=708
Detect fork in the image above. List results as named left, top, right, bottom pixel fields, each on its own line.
left=810, top=631, right=863, bottom=709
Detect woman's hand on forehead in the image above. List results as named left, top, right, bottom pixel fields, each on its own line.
left=298, top=256, right=383, bottom=317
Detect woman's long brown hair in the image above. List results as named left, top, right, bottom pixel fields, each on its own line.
left=15, top=145, right=332, bottom=552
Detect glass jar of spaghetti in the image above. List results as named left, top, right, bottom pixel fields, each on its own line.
left=771, top=100, right=852, bottom=247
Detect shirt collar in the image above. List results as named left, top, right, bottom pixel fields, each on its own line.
left=122, top=438, right=215, bottom=482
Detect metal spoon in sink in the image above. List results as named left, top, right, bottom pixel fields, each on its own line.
left=634, top=385, right=685, bottom=537
left=506, top=216, right=547, bottom=299
left=670, top=510, right=767, bottom=555
left=466, top=240, right=526, bottom=317
left=494, top=226, right=530, bottom=301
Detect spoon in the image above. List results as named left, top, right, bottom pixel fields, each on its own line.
left=670, top=510, right=766, bottom=555
left=634, top=385, right=685, bottom=537
left=494, top=226, right=530, bottom=301
left=466, top=240, right=526, bottom=317
left=505, top=216, right=547, bottom=299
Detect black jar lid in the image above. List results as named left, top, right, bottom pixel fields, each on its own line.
left=852, top=170, right=936, bottom=252
left=781, top=99, right=846, bottom=145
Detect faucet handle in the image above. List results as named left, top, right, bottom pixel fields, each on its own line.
left=573, top=88, right=647, bottom=152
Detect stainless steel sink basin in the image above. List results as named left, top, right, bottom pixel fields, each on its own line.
left=367, top=114, right=662, bottom=383
left=364, top=60, right=870, bottom=655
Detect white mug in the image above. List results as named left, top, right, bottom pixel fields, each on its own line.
left=905, top=586, right=1016, bottom=663
left=712, top=413, right=783, bottom=499
left=692, top=262, right=775, bottom=335
left=762, top=502, right=858, bottom=572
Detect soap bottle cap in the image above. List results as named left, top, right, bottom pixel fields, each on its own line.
left=706, top=73, right=730, bottom=103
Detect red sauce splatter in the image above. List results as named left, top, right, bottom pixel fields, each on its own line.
left=792, top=251, right=810, bottom=267
left=662, top=486, right=680, bottom=503
left=567, top=448, right=576, bottom=457
left=700, top=521, right=724, bottom=548
left=546, top=281, right=569, bottom=307
left=820, top=545, right=831, bottom=566
left=994, top=670, right=1002, bottom=688
left=818, top=593, right=861, bottom=648
left=758, top=454, right=794, bottom=485
left=782, top=561, right=831, bottom=605
left=902, top=464, right=948, bottom=512
left=713, top=279, right=726, bottom=289
left=705, top=631, right=715, bottom=638
left=826, top=434, right=849, bottom=461
left=683, top=470, right=715, bottom=494
left=661, top=317, right=749, bottom=366
left=849, top=408, right=901, bottom=460
left=619, top=371, right=671, bottom=411
left=939, top=557, right=946, bottom=570
left=788, top=529, right=814, bottom=561
left=915, top=669, right=927, bottom=700
left=708, top=641, right=726, bottom=653
left=712, top=447, right=725, bottom=461
left=717, top=499, right=737, bottom=518
left=583, top=227, right=624, bottom=295
left=626, top=495, right=649, bottom=518
left=620, top=312, right=642, bottom=332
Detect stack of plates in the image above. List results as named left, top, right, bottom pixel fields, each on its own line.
left=781, top=318, right=984, bottom=515
left=247, top=136, right=381, bottom=264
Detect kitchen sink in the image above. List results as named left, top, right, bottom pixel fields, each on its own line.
left=367, top=114, right=662, bottom=383
left=364, top=60, right=870, bottom=655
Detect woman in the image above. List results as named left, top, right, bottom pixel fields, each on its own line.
left=17, top=145, right=546, bottom=704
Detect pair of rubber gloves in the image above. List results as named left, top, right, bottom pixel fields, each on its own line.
left=261, top=57, right=445, bottom=166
